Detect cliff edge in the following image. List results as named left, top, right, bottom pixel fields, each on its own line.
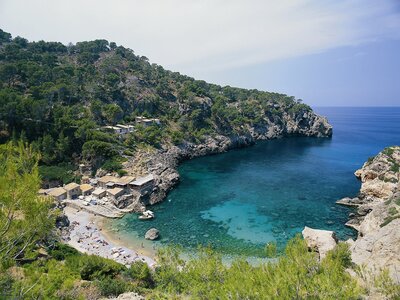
left=337, top=146, right=400, bottom=283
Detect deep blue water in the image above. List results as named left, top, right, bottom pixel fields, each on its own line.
left=111, top=107, right=400, bottom=257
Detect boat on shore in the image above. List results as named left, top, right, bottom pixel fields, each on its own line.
left=139, top=210, right=155, bottom=220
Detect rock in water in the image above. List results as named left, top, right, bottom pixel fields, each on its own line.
left=302, top=226, right=338, bottom=259
left=145, top=228, right=160, bottom=240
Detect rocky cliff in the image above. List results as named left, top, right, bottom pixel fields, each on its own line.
left=123, top=110, right=332, bottom=205
left=337, top=146, right=400, bottom=283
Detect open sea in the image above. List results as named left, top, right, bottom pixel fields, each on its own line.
left=109, top=107, right=400, bottom=257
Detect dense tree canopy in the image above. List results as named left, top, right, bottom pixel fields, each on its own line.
left=0, top=28, right=312, bottom=181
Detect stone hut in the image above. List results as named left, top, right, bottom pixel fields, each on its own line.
left=80, top=184, right=94, bottom=196
left=64, top=182, right=81, bottom=200
left=48, top=187, right=67, bottom=201
left=107, top=187, right=125, bottom=200
left=92, top=188, right=106, bottom=199
left=129, top=174, right=154, bottom=195
left=98, top=175, right=119, bottom=189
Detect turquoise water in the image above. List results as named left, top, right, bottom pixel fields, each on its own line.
left=111, top=107, right=400, bottom=257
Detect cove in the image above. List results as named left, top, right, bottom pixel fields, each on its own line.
left=109, top=107, right=400, bottom=257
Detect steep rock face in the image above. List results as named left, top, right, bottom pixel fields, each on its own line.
left=337, top=146, right=400, bottom=283
left=123, top=111, right=332, bottom=205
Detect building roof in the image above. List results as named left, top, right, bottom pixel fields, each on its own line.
left=116, top=124, right=134, bottom=129
left=130, top=174, right=154, bottom=186
left=48, top=187, right=67, bottom=197
left=117, top=176, right=135, bottom=185
left=92, top=188, right=106, bottom=196
left=107, top=187, right=124, bottom=196
left=98, top=175, right=119, bottom=184
left=80, top=184, right=94, bottom=192
left=64, top=182, right=80, bottom=191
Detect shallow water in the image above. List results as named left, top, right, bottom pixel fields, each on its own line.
left=109, top=107, right=400, bottom=257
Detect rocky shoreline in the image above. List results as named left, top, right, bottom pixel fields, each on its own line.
left=123, top=110, right=332, bottom=206
left=303, top=146, right=400, bottom=284
left=336, top=146, right=400, bottom=283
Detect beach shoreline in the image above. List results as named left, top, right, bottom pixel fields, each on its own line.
left=62, top=206, right=156, bottom=267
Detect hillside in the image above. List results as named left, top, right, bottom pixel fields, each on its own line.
left=0, top=29, right=331, bottom=183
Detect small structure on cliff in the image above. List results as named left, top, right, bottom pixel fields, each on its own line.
left=92, top=187, right=106, bottom=199
left=107, top=187, right=125, bottom=200
left=129, top=174, right=154, bottom=195
left=135, top=116, right=160, bottom=127
left=64, top=182, right=81, bottom=200
left=80, top=184, right=94, bottom=196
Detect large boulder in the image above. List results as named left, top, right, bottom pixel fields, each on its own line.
left=302, top=226, right=338, bottom=259
left=145, top=228, right=159, bottom=240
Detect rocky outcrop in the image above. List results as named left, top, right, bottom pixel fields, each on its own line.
left=302, top=227, right=338, bottom=259
left=145, top=228, right=160, bottom=240
left=336, top=146, right=400, bottom=283
left=102, top=292, right=144, bottom=300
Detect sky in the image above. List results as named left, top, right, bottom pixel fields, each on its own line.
left=0, top=0, right=399, bottom=106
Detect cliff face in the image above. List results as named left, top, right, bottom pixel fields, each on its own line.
left=337, top=146, right=400, bottom=283
left=122, top=110, right=332, bottom=205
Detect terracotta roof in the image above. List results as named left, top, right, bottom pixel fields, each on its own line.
left=64, top=182, right=80, bottom=191
left=48, top=187, right=66, bottom=197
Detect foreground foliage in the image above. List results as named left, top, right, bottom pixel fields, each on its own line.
left=0, top=142, right=54, bottom=269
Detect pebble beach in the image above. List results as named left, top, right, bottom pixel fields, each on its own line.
left=62, top=206, right=156, bottom=267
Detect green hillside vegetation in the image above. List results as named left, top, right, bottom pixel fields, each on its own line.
left=1, top=142, right=399, bottom=299
left=0, top=29, right=311, bottom=181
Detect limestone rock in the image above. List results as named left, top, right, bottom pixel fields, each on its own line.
left=302, top=226, right=338, bottom=259
left=351, top=218, right=400, bottom=284
left=103, top=292, right=145, bottom=300
left=145, top=228, right=159, bottom=240
left=337, top=146, right=400, bottom=283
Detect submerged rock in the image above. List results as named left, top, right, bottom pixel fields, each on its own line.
left=145, top=228, right=160, bottom=240
left=302, top=226, right=338, bottom=259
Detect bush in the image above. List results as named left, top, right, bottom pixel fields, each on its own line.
left=125, top=261, right=154, bottom=288
left=48, top=242, right=79, bottom=261
left=67, top=254, right=126, bottom=281
left=96, top=278, right=129, bottom=297
left=0, top=274, right=13, bottom=298
left=101, top=159, right=123, bottom=172
left=153, top=236, right=362, bottom=299
left=39, top=163, right=78, bottom=184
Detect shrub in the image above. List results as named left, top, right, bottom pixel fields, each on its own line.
left=96, top=278, right=129, bottom=297
left=67, top=254, right=126, bottom=281
left=48, top=242, right=79, bottom=261
left=125, top=261, right=153, bottom=288
left=39, top=163, right=77, bottom=184
left=101, top=159, right=123, bottom=172
left=0, top=274, right=13, bottom=298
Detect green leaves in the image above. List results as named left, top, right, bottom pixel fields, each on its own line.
left=0, top=142, right=55, bottom=268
